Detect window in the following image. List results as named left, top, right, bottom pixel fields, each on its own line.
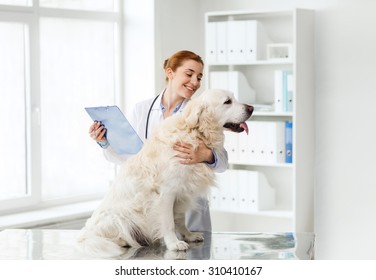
left=0, top=22, right=28, bottom=200
left=0, top=1, right=122, bottom=212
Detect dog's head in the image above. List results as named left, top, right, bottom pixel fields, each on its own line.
left=183, top=89, right=254, bottom=135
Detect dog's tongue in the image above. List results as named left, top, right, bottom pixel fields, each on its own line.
left=240, top=122, right=249, bottom=135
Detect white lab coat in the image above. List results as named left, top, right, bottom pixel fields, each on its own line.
left=102, top=93, right=229, bottom=232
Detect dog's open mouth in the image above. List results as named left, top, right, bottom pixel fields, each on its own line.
left=224, top=122, right=249, bottom=134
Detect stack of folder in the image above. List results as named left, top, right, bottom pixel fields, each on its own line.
left=206, top=19, right=271, bottom=63
left=224, top=121, right=293, bottom=165
left=210, top=169, right=275, bottom=213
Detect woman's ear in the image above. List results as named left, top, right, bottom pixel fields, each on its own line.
left=165, top=67, right=174, bottom=80
left=183, top=100, right=204, bottom=129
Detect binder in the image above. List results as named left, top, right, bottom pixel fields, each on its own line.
left=216, top=21, right=227, bottom=63
left=237, top=170, right=250, bottom=212
left=224, top=130, right=239, bottom=163
left=216, top=170, right=237, bottom=212
left=245, top=20, right=257, bottom=61
left=247, top=121, right=261, bottom=163
left=209, top=186, right=221, bottom=210
left=275, top=70, right=293, bottom=113
left=285, top=71, right=293, bottom=112
left=227, top=20, right=246, bottom=62
left=206, top=22, right=217, bottom=63
left=237, top=131, right=249, bottom=163
left=285, top=121, right=293, bottom=163
left=264, top=121, right=285, bottom=164
left=245, top=20, right=271, bottom=61
left=85, top=105, right=143, bottom=155
left=274, top=70, right=284, bottom=112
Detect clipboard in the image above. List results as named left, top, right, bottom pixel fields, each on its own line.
left=85, top=105, right=143, bottom=155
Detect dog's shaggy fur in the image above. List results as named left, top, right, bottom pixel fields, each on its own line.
left=77, top=89, right=253, bottom=257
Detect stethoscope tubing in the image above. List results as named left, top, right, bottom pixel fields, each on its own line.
left=145, top=94, right=160, bottom=139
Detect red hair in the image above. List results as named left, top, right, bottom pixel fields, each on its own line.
left=163, top=50, right=204, bottom=81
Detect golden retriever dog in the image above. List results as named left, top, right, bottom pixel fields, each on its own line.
left=76, top=89, right=253, bottom=257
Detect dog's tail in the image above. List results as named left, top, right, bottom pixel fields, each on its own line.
left=76, top=230, right=124, bottom=258
left=76, top=229, right=135, bottom=258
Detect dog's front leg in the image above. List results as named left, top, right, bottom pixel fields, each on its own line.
left=159, top=194, right=189, bottom=251
left=174, top=211, right=204, bottom=243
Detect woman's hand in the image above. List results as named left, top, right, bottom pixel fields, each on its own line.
left=89, top=121, right=107, bottom=142
left=173, top=139, right=214, bottom=165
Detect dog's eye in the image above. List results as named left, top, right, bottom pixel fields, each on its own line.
left=224, top=99, right=232, bottom=105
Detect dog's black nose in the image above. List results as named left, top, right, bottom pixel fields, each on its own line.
left=246, top=104, right=254, bottom=116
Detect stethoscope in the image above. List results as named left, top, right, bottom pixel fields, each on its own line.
left=145, top=92, right=161, bottom=139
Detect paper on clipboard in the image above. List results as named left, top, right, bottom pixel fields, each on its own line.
left=85, top=105, right=143, bottom=155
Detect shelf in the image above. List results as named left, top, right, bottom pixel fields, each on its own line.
left=212, top=208, right=293, bottom=219
left=208, top=59, right=293, bottom=66
left=206, top=8, right=314, bottom=233
left=229, top=162, right=293, bottom=168
left=253, top=111, right=293, bottom=117
left=206, top=9, right=293, bottom=18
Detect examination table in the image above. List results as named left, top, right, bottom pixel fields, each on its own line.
left=0, top=229, right=314, bottom=260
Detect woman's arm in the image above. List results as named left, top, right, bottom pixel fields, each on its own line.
left=174, top=140, right=229, bottom=173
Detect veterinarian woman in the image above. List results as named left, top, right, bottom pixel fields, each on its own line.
left=88, top=50, right=229, bottom=233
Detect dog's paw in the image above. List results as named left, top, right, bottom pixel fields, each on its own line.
left=166, top=240, right=189, bottom=251
left=164, top=250, right=188, bottom=260
left=184, top=232, right=204, bottom=243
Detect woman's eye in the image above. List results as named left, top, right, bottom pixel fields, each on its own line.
left=224, top=99, right=232, bottom=105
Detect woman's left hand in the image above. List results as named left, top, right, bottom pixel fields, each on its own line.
left=173, top=139, right=214, bottom=165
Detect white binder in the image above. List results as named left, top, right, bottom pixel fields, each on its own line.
left=249, top=170, right=275, bottom=211
left=286, top=72, right=293, bottom=112
left=206, top=22, right=217, bottom=63
left=237, top=131, right=249, bottom=163
left=245, top=20, right=271, bottom=61
left=209, top=185, right=221, bottom=210
left=224, top=130, right=238, bottom=163
left=216, top=21, right=227, bottom=63
left=237, top=170, right=250, bottom=212
left=227, top=20, right=246, bottom=62
left=264, top=121, right=285, bottom=164
left=215, top=170, right=236, bottom=212
left=247, top=121, right=259, bottom=163
left=274, top=70, right=284, bottom=112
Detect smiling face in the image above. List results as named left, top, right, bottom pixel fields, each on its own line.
left=166, top=59, right=203, bottom=100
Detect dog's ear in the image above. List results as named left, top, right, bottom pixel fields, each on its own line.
left=183, top=100, right=205, bottom=129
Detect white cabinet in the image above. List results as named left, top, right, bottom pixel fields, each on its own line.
left=205, top=9, right=315, bottom=232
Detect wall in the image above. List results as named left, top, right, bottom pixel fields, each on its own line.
left=154, top=0, right=376, bottom=259
left=123, top=0, right=155, bottom=114
left=154, top=0, right=203, bottom=93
